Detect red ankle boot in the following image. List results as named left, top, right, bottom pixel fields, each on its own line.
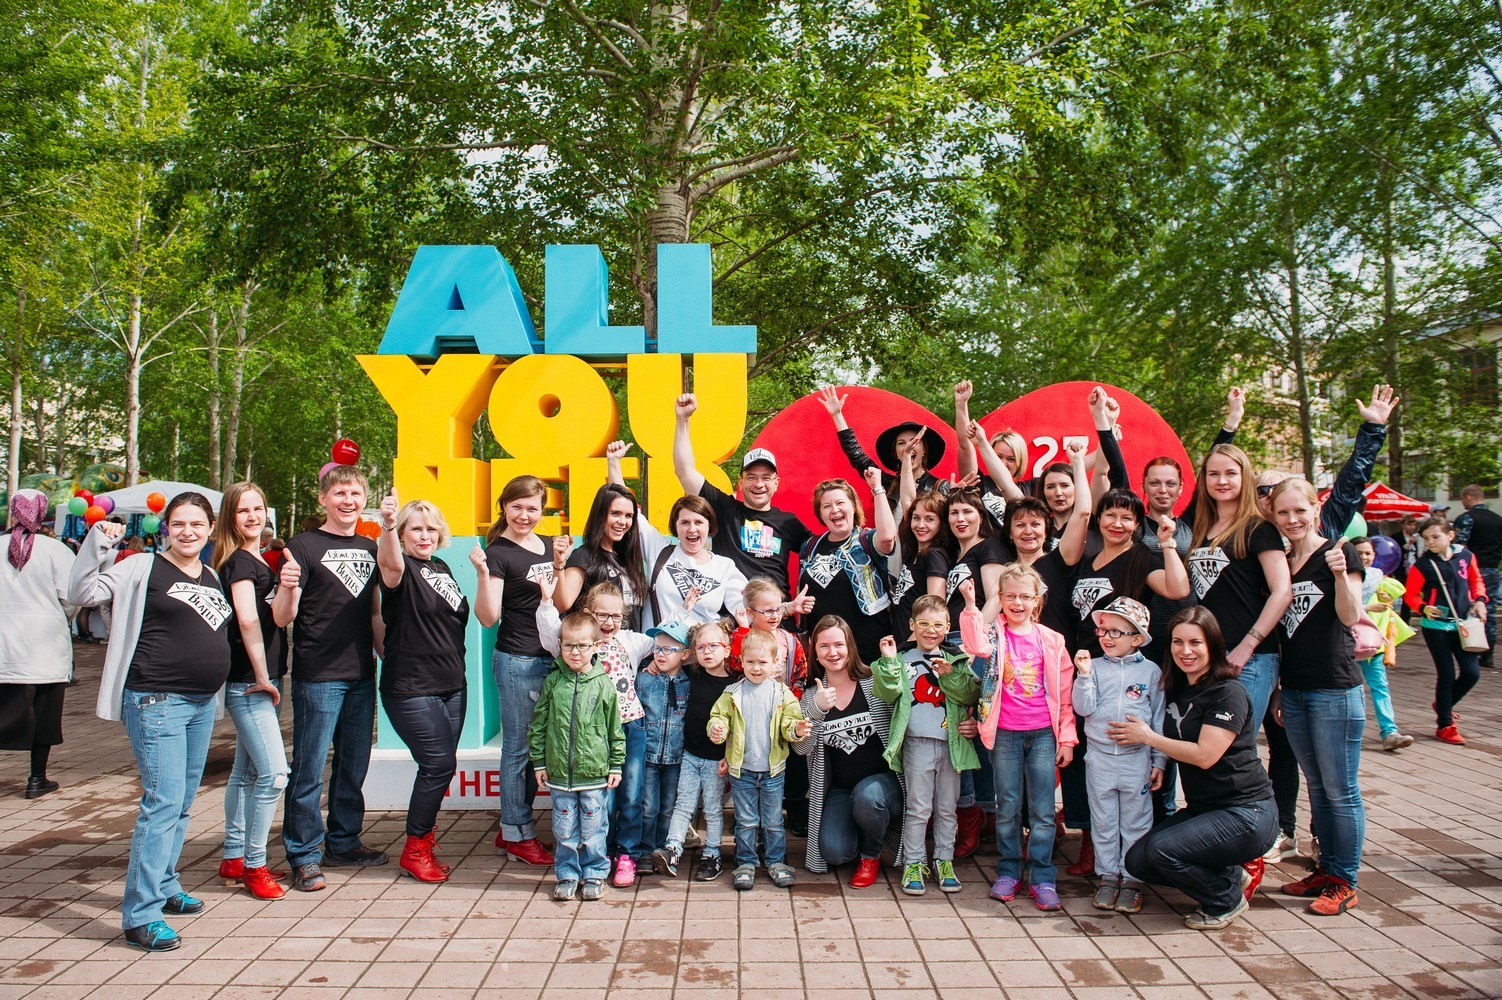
left=504, top=837, right=555, bottom=867
left=400, top=835, right=449, bottom=883
left=954, top=805, right=983, bottom=859
left=422, top=831, right=451, bottom=874
left=242, top=865, right=286, bottom=900
left=1065, top=828, right=1095, bottom=877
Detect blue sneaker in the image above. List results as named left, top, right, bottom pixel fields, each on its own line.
left=162, top=893, right=204, bottom=915
left=901, top=862, right=929, bottom=896
left=935, top=860, right=962, bottom=893
left=124, top=920, right=180, bottom=952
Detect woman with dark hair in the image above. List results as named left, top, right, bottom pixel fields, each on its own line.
left=818, top=387, right=950, bottom=505
left=485, top=475, right=569, bottom=866
left=946, top=488, right=1008, bottom=626
left=794, top=615, right=903, bottom=885
left=1116, top=606, right=1278, bottom=931
left=555, top=482, right=648, bottom=631
left=893, top=491, right=952, bottom=633
left=797, top=470, right=898, bottom=663
left=70, top=492, right=234, bottom=952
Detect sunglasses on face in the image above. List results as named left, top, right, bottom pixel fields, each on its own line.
left=1255, top=485, right=1275, bottom=498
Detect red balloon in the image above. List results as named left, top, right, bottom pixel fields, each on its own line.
left=145, top=492, right=167, bottom=513
left=84, top=505, right=107, bottom=526
left=354, top=518, right=382, bottom=540
left=331, top=438, right=361, bottom=466
left=74, top=489, right=94, bottom=505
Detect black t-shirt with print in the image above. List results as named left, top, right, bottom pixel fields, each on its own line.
left=1167, top=677, right=1272, bottom=811
left=380, top=555, right=469, bottom=698
left=564, top=544, right=643, bottom=632
left=1070, top=542, right=1164, bottom=656
left=126, top=556, right=233, bottom=695
left=285, top=529, right=379, bottom=682
left=683, top=669, right=737, bottom=761
left=976, top=475, right=1013, bottom=531
left=486, top=535, right=555, bottom=657
left=822, top=685, right=892, bottom=791
left=894, top=547, right=951, bottom=636
left=799, top=532, right=894, bottom=663
left=947, top=537, right=1009, bottom=624
left=221, top=549, right=287, bottom=684
left=699, top=481, right=812, bottom=597
left=1278, top=540, right=1364, bottom=691
left=1187, top=520, right=1284, bottom=652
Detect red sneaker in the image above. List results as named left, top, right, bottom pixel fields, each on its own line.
left=850, top=858, right=881, bottom=889
left=505, top=837, right=555, bottom=867
left=1307, top=878, right=1358, bottom=916
left=1240, top=858, right=1265, bottom=901
left=1281, top=868, right=1338, bottom=897
left=1436, top=725, right=1467, bottom=745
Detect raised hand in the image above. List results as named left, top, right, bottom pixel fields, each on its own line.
left=954, top=380, right=973, bottom=405
left=1356, top=384, right=1399, bottom=426
left=1064, top=437, right=1087, bottom=462
left=676, top=393, right=698, bottom=419
left=864, top=465, right=884, bottom=493
left=1104, top=395, right=1121, bottom=429
left=812, top=677, right=836, bottom=712
left=536, top=570, right=557, bottom=604
left=1325, top=545, right=1347, bottom=575
left=470, top=541, right=489, bottom=575
left=959, top=578, right=977, bottom=610
left=1226, top=386, right=1246, bottom=427
left=878, top=635, right=897, bottom=659
left=1087, top=385, right=1109, bottom=424
left=95, top=520, right=127, bottom=544
left=930, top=652, right=952, bottom=676
left=682, top=585, right=703, bottom=614
left=949, top=471, right=980, bottom=491
left=1157, top=515, right=1176, bottom=545
left=552, top=534, right=571, bottom=568
left=817, top=386, right=847, bottom=418
left=279, top=552, right=301, bottom=591
left=379, top=488, right=399, bottom=530
left=787, top=585, right=814, bottom=616
left=605, top=440, right=632, bottom=461
left=1074, top=649, right=1092, bottom=676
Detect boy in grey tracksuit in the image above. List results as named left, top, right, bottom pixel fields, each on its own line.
left=1072, top=597, right=1166, bottom=914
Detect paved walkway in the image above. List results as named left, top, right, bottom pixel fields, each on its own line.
left=0, top=642, right=1499, bottom=999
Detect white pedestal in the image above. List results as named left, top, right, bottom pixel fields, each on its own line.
left=362, top=744, right=547, bottom=811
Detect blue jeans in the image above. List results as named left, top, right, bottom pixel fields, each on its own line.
left=1358, top=654, right=1399, bottom=738
left=1236, top=652, right=1280, bottom=739
left=1280, top=687, right=1365, bottom=886
left=122, top=690, right=216, bottom=930
left=284, top=677, right=376, bottom=866
left=606, top=717, right=647, bottom=859
left=551, top=788, right=609, bottom=883
left=819, top=772, right=902, bottom=866
left=224, top=681, right=289, bottom=869
left=383, top=689, right=466, bottom=837
left=665, top=752, right=724, bottom=852
left=992, top=727, right=1058, bottom=884
left=493, top=650, right=551, bottom=842
left=640, top=760, right=681, bottom=857
left=729, top=769, right=786, bottom=867
left=1126, top=797, right=1278, bottom=915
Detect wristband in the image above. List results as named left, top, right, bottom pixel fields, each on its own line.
left=1246, top=627, right=1265, bottom=643
left=871, top=488, right=887, bottom=496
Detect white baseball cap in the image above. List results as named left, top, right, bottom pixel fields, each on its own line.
left=742, top=448, right=778, bottom=473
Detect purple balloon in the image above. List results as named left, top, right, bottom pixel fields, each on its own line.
left=1369, top=533, right=1402, bottom=576
left=319, top=461, right=339, bottom=481
left=96, top=496, right=115, bottom=515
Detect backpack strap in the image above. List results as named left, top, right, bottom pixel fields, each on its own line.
left=647, top=545, right=675, bottom=627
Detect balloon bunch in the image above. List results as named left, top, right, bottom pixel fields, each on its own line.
left=142, top=492, right=166, bottom=535
left=67, top=488, right=116, bottom=526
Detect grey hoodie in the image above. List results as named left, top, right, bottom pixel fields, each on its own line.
left=1073, top=651, right=1167, bottom=769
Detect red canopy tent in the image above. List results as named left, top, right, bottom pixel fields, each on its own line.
left=1317, top=481, right=1429, bottom=522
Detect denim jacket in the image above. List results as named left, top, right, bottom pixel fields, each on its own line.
left=637, top=669, right=689, bottom=765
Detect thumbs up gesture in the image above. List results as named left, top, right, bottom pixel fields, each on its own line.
left=379, top=488, right=399, bottom=531
left=470, top=541, right=489, bottom=576
left=279, top=552, right=301, bottom=590
left=813, top=677, right=836, bottom=712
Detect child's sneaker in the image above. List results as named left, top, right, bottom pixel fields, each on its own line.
left=935, top=860, right=962, bottom=893
left=553, top=880, right=579, bottom=901
left=989, top=874, right=1019, bottom=901
left=901, top=862, right=929, bottom=896
left=580, top=879, right=606, bottom=901
left=1092, top=881, right=1121, bottom=910
left=612, top=855, right=636, bottom=887
left=768, top=862, right=795, bottom=888
left=732, top=865, right=756, bottom=891
left=695, top=853, right=723, bottom=882
left=651, top=845, right=681, bottom=878
left=1030, top=883, right=1062, bottom=911
left=1114, top=886, right=1143, bottom=913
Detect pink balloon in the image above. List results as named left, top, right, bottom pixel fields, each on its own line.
left=319, top=461, right=339, bottom=481
left=95, top=496, right=115, bottom=514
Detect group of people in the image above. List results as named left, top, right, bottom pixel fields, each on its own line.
left=0, top=375, right=1486, bottom=953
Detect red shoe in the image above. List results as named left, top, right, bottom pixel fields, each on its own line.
left=850, top=858, right=881, bottom=889
left=954, top=805, right=983, bottom=859
left=494, top=828, right=506, bottom=852
left=1240, top=858, right=1265, bottom=901
left=1065, top=829, right=1095, bottom=877
left=242, top=865, right=286, bottom=900
left=219, top=858, right=285, bottom=885
left=1281, top=868, right=1338, bottom=897
left=1307, top=878, right=1359, bottom=916
left=505, top=837, right=555, bottom=867
left=1436, top=725, right=1467, bottom=745
left=400, top=835, right=449, bottom=883
left=422, top=832, right=451, bottom=874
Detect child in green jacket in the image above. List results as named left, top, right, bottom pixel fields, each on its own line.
left=872, top=595, right=981, bottom=896
left=528, top=611, right=625, bottom=903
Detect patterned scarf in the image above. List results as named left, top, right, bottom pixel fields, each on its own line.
left=7, top=489, right=48, bottom=570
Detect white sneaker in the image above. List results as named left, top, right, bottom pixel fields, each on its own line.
left=1263, top=832, right=1296, bottom=862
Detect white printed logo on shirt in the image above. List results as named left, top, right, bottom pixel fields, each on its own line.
left=524, top=561, right=555, bottom=586
left=946, top=561, right=973, bottom=599
left=167, top=582, right=232, bottom=630
left=420, top=564, right=463, bottom=611
left=321, top=548, right=376, bottom=597
left=666, top=561, right=721, bottom=601
left=1281, top=580, right=1323, bottom=637
left=1072, top=577, right=1113, bottom=620
left=1188, top=546, right=1230, bottom=600
left=982, top=492, right=1007, bottom=524
left=821, top=712, right=876, bottom=755
left=805, top=553, right=841, bottom=589
left=892, top=565, right=914, bottom=603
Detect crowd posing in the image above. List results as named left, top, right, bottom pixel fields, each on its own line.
left=0, top=379, right=1490, bottom=954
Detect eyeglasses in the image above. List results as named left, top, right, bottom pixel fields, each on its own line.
left=592, top=612, right=625, bottom=624
left=694, top=642, right=727, bottom=652
left=652, top=645, right=686, bottom=656
left=1094, top=627, right=1141, bottom=639
left=562, top=642, right=597, bottom=654
left=912, top=620, right=949, bottom=632
left=1001, top=594, right=1038, bottom=604
left=749, top=606, right=783, bottom=617
left=741, top=474, right=778, bottom=485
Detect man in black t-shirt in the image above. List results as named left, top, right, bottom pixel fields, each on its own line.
left=1455, top=484, right=1502, bottom=665
left=272, top=467, right=387, bottom=891
left=673, top=393, right=813, bottom=597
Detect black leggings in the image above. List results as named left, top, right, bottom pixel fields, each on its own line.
left=1263, top=710, right=1300, bottom=837
left=383, top=690, right=466, bottom=837
left=1424, top=628, right=1481, bottom=728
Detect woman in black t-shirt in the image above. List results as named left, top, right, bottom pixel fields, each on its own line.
left=797, top=469, right=898, bottom=663
left=210, top=483, right=289, bottom=901
left=376, top=491, right=500, bottom=884
left=794, top=616, right=902, bottom=882
left=555, top=483, right=648, bottom=630
left=1116, top=607, right=1277, bottom=931
left=1072, top=490, right=1189, bottom=657
left=946, top=489, right=1007, bottom=626
left=892, top=492, right=952, bottom=637
left=70, top=493, right=232, bottom=952
left=482, top=476, right=568, bottom=866
left=1267, top=479, right=1367, bottom=916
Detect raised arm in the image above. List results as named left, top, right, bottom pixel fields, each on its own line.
left=376, top=489, right=404, bottom=589
left=1181, top=386, right=1245, bottom=528
left=866, top=466, right=898, bottom=555
left=953, top=380, right=977, bottom=478
left=66, top=520, right=128, bottom=608
left=966, top=419, right=1024, bottom=501
left=1147, top=515, right=1191, bottom=599
left=820, top=386, right=878, bottom=475
left=671, top=393, right=707, bottom=496
left=1056, top=440, right=1093, bottom=566
left=605, top=439, right=630, bottom=488
left=1320, top=384, right=1396, bottom=538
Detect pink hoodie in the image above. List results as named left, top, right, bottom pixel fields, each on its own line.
left=961, top=608, right=1078, bottom=751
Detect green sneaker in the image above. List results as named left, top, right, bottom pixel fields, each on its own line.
left=901, top=862, right=929, bottom=896
left=935, top=859, right=962, bottom=893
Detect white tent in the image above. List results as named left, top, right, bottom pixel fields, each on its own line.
left=54, top=480, right=225, bottom=532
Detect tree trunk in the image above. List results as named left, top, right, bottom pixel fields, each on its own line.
left=7, top=286, right=24, bottom=497
left=125, top=290, right=143, bottom=487
left=171, top=422, right=180, bottom=481
left=205, top=307, right=222, bottom=489
left=222, top=280, right=252, bottom=487
left=1280, top=186, right=1316, bottom=477
left=1380, top=176, right=1403, bottom=486
left=29, top=396, right=46, bottom=471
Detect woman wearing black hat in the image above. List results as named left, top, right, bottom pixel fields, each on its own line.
left=818, top=388, right=949, bottom=509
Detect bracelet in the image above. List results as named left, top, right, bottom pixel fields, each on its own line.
left=1246, top=627, right=1265, bottom=643
left=871, top=488, right=887, bottom=496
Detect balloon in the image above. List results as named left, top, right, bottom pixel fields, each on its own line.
left=73, top=488, right=93, bottom=505
left=84, top=505, right=106, bottom=526
left=142, top=514, right=161, bottom=535
left=1342, top=512, right=1367, bottom=540
left=96, top=496, right=115, bottom=515
left=332, top=438, right=361, bottom=466
left=146, top=492, right=166, bottom=513
left=67, top=496, right=87, bottom=516
left=354, top=518, right=382, bottom=540
left=319, top=461, right=339, bottom=481
left=1369, top=534, right=1401, bottom=576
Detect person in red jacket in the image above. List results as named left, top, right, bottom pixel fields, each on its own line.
left=1404, top=518, right=1488, bottom=745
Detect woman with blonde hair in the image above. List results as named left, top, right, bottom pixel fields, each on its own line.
left=796, top=470, right=898, bottom=663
